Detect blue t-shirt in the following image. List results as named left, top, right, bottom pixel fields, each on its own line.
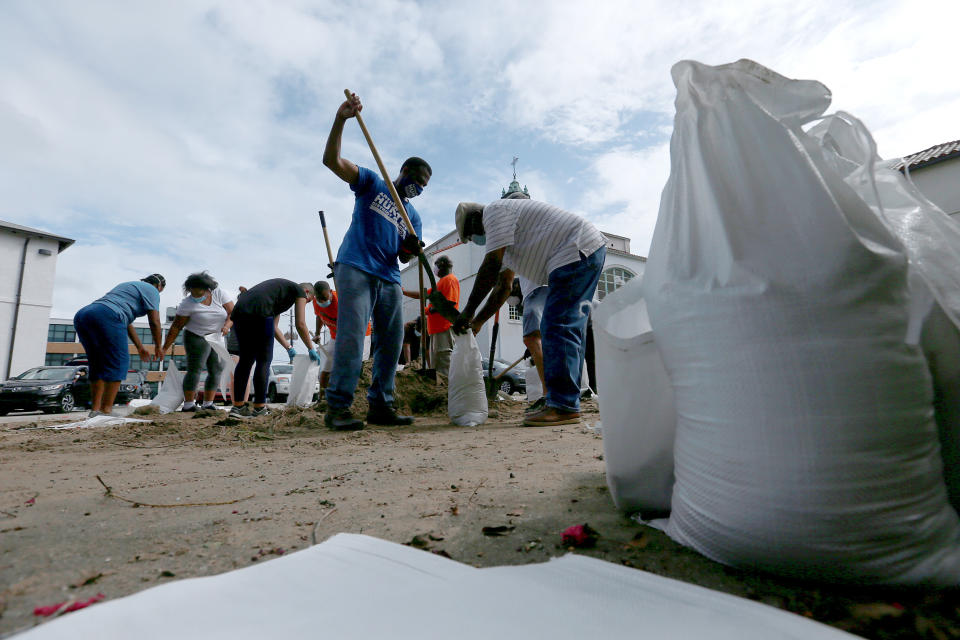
left=336, top=166, right=422, bottom=284
left=94, top=281, right=161, bottom=325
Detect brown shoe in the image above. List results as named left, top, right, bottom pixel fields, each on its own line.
left=522, top=407, right=581, bottom=427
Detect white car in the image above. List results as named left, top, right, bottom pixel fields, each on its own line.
left=267, top=363, right=319, bottom=404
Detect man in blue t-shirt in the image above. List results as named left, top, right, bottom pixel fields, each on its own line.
left=322, top=91, right=430, bottom=430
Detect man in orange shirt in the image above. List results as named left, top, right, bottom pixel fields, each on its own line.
left=312, top=281, right=371, bottom=391
left=403, top=255, right=460, bottom=378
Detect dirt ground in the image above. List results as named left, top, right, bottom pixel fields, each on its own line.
left=1, top=372, right=958, bottom=639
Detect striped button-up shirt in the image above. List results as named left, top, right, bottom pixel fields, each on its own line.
left=482, top=199, right=605, bottom=286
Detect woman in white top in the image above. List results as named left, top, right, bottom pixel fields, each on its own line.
left=161, top=272, right=235, bottom=411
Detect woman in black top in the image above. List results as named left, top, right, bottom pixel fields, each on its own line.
left=229, top=279, right=320, bottom=418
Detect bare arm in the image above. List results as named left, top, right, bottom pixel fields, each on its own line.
left=322, top=94, right=361, bottom=184
left=273, top=316, right=290, bottom=350
left=147, top=309, right=164, bottom=360
left=161, top=315, right=189, bottom=353
left=462, top=248, right=507, bottom=318
left=221, top=301, right=235, bottom=335
left=402, top=289, right=424, bottom=299
left=293, top=298, right=313, bottom=348
left=472, top=268, right=515, bottom=331
left=128, top=324, right=150, bottom=361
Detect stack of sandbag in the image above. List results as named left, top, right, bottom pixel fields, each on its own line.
left=642, top=58, right=960, bottom=584
left=448, top=333, right=488, bottom=427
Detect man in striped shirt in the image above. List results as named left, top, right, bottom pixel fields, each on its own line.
left=453, top=199, right=606, bottom=427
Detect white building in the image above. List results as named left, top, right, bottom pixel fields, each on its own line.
left=0, top=220, right=74, bottom=381
left=400, top=178, right=646, bottom=365
left=894, top=139, right=960, bottom=219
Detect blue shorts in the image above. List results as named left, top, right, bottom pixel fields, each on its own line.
left=522, top=286, right=548, bottom=337
left=74, top=303, right=130, bottom=382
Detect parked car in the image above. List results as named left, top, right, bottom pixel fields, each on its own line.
left=480, top=358, right=527, bottom=395
left=0, top=365, right=91, bottom=415
left=116, top=370, right=150, bottom=403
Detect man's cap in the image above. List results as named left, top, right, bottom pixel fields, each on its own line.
left=455, top=202, right=484, bottom=243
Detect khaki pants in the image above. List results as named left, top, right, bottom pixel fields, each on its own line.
left=430, top=328, right=455, bottom=378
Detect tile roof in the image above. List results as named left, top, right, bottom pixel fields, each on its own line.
left=893, top=139, right=960, bottom=172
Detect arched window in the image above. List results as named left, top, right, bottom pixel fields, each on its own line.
left=596, top=266, right=636, bottom=300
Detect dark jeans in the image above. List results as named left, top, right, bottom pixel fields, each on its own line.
left=542, top=246, right=606, bottom=412
left=232, top=312, right=274, bottom=404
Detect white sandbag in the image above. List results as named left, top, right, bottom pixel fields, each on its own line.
left=644, top=58, right=960, bottom=585
left=524, top=360, right=542, bottom=402
left=205, top=334, right=235, bottom=399
left=922, top=302, right=960, bottom=512
left=286, top=355, right=320, bottom=408
left=594, top=278, right=675, bottom=513
left=14, top=533, right=856, bottom=640
left=150, top=360, right=184, bottom=414
left=448, top=333, right=488, bottom=426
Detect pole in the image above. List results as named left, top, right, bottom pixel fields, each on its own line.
left=488, top=310, right=499, bottom=395
left=418, top=260, right=428, bottom=370
left=318, top=211, right=337, bottom=291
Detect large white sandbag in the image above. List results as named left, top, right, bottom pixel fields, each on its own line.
left=594, top=277, right=675, bottom=513
left=448, top=333, right=488, bottom=427
left=922, top=302, right=960, bottom=511
left=286, top=355, right=320, bottom=408
left=644, top=58, right=960, bottom=585
left=205, top=334, right=236, bottom=399
left=151, top=360, right=184, bottom=414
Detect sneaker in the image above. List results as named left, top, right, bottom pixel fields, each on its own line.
left=250, top=406, right=271, bottom=418
left=324, top=407, right=364, bottom=431
left=181, top=404, right=197, bottom=412
left=88, top=410, right=104, bottom=418
left=228, top=405, right=252, bottom=420
left=200, top=402, right=217, bottom=410
left=524, top=397, right=547, bottom=414
left=366, top=404, right=414, bottom=426
left=522, top=407, right=581, bottom=427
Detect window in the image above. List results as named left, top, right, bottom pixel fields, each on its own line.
left=45, top=353, right=76, bottom=366
left=47, top=324, right=76, bottom=342
left=596, top=266, right=636, bottom=301
left=128, top=327, right=154, bottom=345
left=508, top=305, right=522, bottom=321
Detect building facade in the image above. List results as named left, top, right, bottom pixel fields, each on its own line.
left=0, top=220, right=74, bottom=381
left=399, top=176, right=646, bottom=365
left=895, top=139, right=960, bottom=219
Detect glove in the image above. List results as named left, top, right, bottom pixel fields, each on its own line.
left=326, top=262, right=335, bottom=279
left=287, top=347, right=297, bottom=362
left=452, top=312, right=472, bottom=335
left=399, top=233, right=424, bottom=262
left=308, top=348, right=322, bottom=363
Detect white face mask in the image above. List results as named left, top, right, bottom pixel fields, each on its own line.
left=507, top=296, right=521, bottom=306
left=316, top=298, right=332, bottom=308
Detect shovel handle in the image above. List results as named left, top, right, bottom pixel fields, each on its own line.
left=344, top=89, right=417, bottom=239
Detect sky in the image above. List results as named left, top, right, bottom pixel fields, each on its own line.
left=2, top=0, right=959, bottom=323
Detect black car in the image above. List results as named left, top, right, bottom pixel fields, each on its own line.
left=480, top=358, right=527, bottom=395
left=116, top=370, right=150, bottom=403
left=0, top=366, right=92, bottom=415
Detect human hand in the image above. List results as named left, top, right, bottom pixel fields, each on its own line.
left=287, top=347, right=297, bottom=363
left=151, top=345, right=162, bottom=361
left=470, top=320, right=482, bottom=335
left=308, top=348, right=322, bottom=364
left=139, top=345, right=152, bottom=361
left=401, top=233, right=423, bottom=257
left=337, top=93, right=362, bottom=120
left=453, top=312, right=473, bottom=335
left=221, top=322, right=231, bottom=336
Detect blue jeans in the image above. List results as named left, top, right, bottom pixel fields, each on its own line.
left=326, top=263, right=404, bottom=410
left=542, top=246, right=606, bottom=412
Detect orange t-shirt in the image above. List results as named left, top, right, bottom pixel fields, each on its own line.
left=312, top=291, right=370, bottom=340
left=426, top=274, right=460, bottom=335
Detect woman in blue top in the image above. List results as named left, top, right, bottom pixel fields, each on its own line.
left=73, top=274, right=165, bottom=416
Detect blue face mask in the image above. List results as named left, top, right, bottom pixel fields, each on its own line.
left=190, top=294, right=206, bottom=303
left=316, top=298, right=332, bottom=308
left=471, top=234, right=486, bottom=246
left=397, top=176, right=423, bottom=199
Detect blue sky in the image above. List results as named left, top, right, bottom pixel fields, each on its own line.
left=1, top=0, right=958, bottom=320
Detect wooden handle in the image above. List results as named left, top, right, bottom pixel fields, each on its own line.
left=318, top=210, right=338, bottom=291
left=343, top=89, right=417, bottom=237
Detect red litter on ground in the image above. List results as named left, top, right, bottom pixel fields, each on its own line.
left=34, top=593, right=105, bottom=617
left=561, top=523, right=599, bottom=548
